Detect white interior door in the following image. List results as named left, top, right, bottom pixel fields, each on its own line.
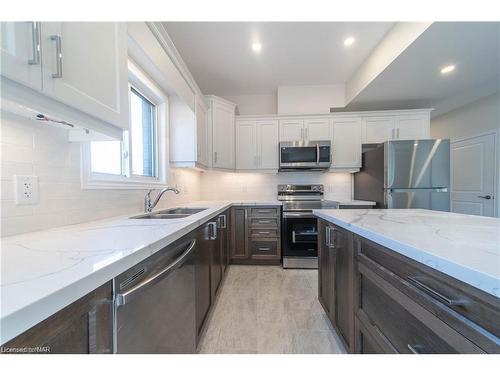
left=257, top=120, right=279, bottom=170
left=0, top=21, right=42, bottom=90
left=279, top=119, right=304, bottom=142
left=451, top=132, right=497, bottom=217
left=236, top=120, right=257, bottom=169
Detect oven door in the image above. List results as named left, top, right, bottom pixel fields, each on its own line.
left=282, top=212, right=318, bottom=257
left=279, top=141, right=331, bottom=170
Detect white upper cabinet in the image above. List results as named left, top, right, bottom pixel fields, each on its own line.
left=257, top=120, right=279, bottom=170
left=304, top=118, right=330, bottom=141
left=331, top=117, right=362, bottom=169
left=0, top=22, right=42, bottom=90
left=236, top=119, right=279, bottom=171
left=395, top=114, right=430, bottom=140
left=1, top=22, right=129, bottom=131
left=279, top=119, right=303, bottom=141
left=362, top=112, right=430, bottom=143
left=40, top=22, right=129, bottom=129
left=236, top=120, right=258, bottom=170
left=209, top=96, right=236, bottom=170
left=362, top=116, right=395, bottom=143
left=195, top=96, right=209, bottom=167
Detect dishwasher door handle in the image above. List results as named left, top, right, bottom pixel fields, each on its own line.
left=115, top=239, right=196, bottom=306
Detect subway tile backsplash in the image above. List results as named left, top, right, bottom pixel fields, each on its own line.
left=1, top=113, right=202, bottom=236
left=1, top=112, right=353, bottom=237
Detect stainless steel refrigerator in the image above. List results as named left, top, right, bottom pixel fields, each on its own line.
left=354, top=139, right=450, bottom=211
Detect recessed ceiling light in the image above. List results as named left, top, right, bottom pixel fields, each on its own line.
left=344, top=36, right=355, bottom=47
left=251, top=42, right=262, bottom=53
left=440, top=65, right=455, bottom=74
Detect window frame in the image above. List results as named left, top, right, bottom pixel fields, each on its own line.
left=81, top=60, right=169, bottom=190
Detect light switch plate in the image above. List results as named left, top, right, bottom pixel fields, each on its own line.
left=14, top=175, right=39, bottom=205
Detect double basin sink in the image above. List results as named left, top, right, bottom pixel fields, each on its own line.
left=130, top=207, right=208, bottom=220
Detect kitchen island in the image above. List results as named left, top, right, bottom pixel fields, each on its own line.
left=312, top=208, right=500, bottom=354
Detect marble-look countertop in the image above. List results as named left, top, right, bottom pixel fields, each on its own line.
left=0, top=200, right=282, bottom=345
left=313, top=209, right=500, bottom=298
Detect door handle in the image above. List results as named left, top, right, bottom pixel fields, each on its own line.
left=28, top=22, right=40, bottom=65
left=316, top=143, right=320, bottom=164
left=407, top=276, right=466, bottom=306
left=208, top=222, right=218, bottom=240
left=50, top=35, right=63, bottom=78
left=115, top=239, right=196, bottom=306
left=478, top=195, right=492, bottom=200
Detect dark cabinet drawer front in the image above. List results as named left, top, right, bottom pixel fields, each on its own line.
left=357, top=237, right=500, bottom=342
left=249, top=207, right=280, bottom=217
left=360, top=273, right=459, bottom=354
left=250, top=228, right=278, bottom=238
left=250, top=240, right=279, bottom=259
left=249, top=217, right=279, bottom=228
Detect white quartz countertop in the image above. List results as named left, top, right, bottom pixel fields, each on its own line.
left=313, top=209, right=500, bottom=298
left=0, top=200, right=281, bottom=344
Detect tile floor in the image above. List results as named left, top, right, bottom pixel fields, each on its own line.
left=198, top=265, right=347, bottom=354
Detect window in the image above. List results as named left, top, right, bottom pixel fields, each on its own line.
left=81, top=61, right=167, bottom=189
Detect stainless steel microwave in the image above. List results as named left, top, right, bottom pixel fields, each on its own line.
left=279, top=141, right=331, bottom=171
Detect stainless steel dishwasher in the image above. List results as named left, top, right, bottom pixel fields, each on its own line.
left=113, top=234, right=197, bottom=353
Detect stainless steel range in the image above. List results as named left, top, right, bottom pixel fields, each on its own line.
left=279, top=184, right=337, bottom=269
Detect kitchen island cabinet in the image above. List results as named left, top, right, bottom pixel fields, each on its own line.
left=314, top=209, right=500, bottom=354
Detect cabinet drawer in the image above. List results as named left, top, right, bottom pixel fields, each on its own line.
left=359, top=269, right=459, bottom=353
left=356, top=236, right=500, bottom=352
left=249, top=217, right=279, bottom=228
left=249, top=228, right=279, bottom=238
left=250, top=240, right=279, bottom=259
left=249, top=207, right=280, bottom=217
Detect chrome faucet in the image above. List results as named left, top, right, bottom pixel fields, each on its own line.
left=144, top=187, right=180, bottom=212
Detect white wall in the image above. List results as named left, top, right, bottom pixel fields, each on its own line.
left=222, top=94, right=277, bottom=115
left=277, top=84, right=346, bottom=114
left=1, top=113, right=202, bottom=236
left=431, top=93, right=500, bottom=139
left=200, top=170, right=352, bottom=201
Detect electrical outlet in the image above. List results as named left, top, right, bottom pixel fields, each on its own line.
left=14, top=175, right=39, bottom=205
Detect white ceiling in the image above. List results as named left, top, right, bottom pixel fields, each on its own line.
left=163, top=22, right=394, bottom=96
left=346, top=22, right=500, bottom=112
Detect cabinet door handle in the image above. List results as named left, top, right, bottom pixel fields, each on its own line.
left=305, top=127, right=309, bottom=139
left=391, top=128, right=395, bottom=139
left=300, top=128, right=304, bottom=140
left=396, top=128, right=400, bottom=139
left=407, top=276, right=466, bottom=306
left=50, top=35, right=63, bottom=78
left=327, top=227, right=335, bottom=248
left=214, top=151, right=218, bottom=164
left=28, top=21, right=40, bottom=65
left=208, top=222, right=217, bottom=240
left=478, top=195, right=492, bottom=200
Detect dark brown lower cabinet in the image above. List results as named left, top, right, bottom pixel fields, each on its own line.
left=195, top=222, right=213, bottom=343
left=319, top=221, right=500, bottom=354
left=230, top=206, right=281, bottom=265
left=2, top=282, right=113, bottom=354
left=353, top=235, right=500, bottom=354
left=317, top=220, right=354, bottom=352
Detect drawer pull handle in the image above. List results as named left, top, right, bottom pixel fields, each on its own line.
left=258, top=247, right=271, bottom=251
left=258, top=220, right=271, bottom=224
left=407, top=277, right=466, bottom=306
left=258, top=231, right=270, bottom=235
left=407, top=344, right=425, bottom=354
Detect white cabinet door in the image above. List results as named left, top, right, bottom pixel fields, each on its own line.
left=196, top=97, right=209, bottom=167
left=40, top=22, right=129, bottom=129
left=212, top=101, right=235, bottom=169
left=0, top=22, right=42, bottom=90
left=257, top=120, right=279, bottom=170
left=395, top=115, right=430, bottom=140
left=362, top=116, right=395, bottom=143
left=279, top=119, right=304, bottom=142
left=236, top=120, right=257, bottom=170
left=331, top=118, right=362, bottom=169
left=304, top=118, right=330, bottom=141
